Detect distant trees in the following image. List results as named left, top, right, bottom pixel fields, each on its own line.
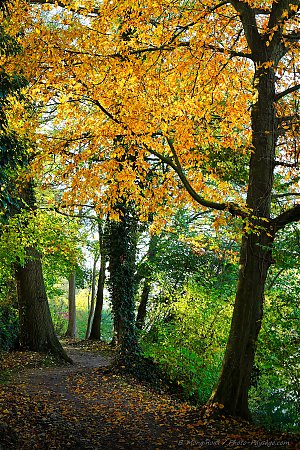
left=88, top=220, right=107, bottom=341
left=64, top=271, right=76, bottom=338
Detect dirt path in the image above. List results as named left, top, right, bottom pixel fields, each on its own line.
left=10, top=345, right=111, bottom=397
left=0, top=345, right=298, bottom=450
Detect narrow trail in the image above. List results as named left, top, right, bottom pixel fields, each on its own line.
left=0, top=345, right=298, bottom=450
left=11, top=345, right=110, bottom=397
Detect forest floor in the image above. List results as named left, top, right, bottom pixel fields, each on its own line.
left=0, top=341, right=299, bottom=450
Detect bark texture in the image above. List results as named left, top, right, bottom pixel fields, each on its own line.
left=210, top=3, right=280, bottom=417
left=210, top=232, right=273, bottom=418
left=136, top=279, right=151, bottom=330
left=16, top=247, right=72, bottom=362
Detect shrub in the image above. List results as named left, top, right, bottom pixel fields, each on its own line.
left=249, top=288, right=299, bottom=432
left=141, top=282, right=233, bottom=403
left=0, top=303, right=19, bottom=351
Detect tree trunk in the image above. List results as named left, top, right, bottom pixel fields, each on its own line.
left=89, top=221, right=107, bottom=340
left=210, top=232, right=273, bottom=418
left=136, top=279, right=151, bottom=330
left=88, top=260, right=106, bottom=340
left=108, top=211, right=141, bottom=360
left=210, top=61, right=277, bottom=418
left=16, top=247, right=72, bottom=362
left=65, top=271, right=76, bottom=338
left=85, top=255, right=98, bottom=339
left=135, top=233, right=157, bottom=329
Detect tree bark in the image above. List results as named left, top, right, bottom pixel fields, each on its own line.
left=65, top=271, right=76, bottom=338
left=16, top=247, right=72, bottom=362
left=89, top=221, right=107, bottom=340
left=210, top=232, right=273, bottom=418
left=136, top=279, right=151, bottom=330
left=209, top=44, right=277, bottom=417
left=135, top=233, right=157, bottom=329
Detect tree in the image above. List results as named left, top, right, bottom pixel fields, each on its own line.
left=64, top=270, right=76, bottom=338
left=88, top=219, right=108, bottom=340
left=13, top=0, right=300, bottom=417
left=85, top=246, right=99, bottom=339
left=136, top=209, right=238, bottom=329
left=135, top=233, right=157, bottom=330
left=0, top=7, right=27, bottom=217
left=13, top=183, right=72, bottom=361
left=0, top=2, right=71, bottom=362
left=107, top=206, right=141, bottom=362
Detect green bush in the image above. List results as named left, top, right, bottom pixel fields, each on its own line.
left=0, top=303, right=19, bottom=351
left=249, top=287, right=299, bottom=432
left=73, top=307, right=113, bottom=341
left=49, top=298, right=68, bottom=337
left=100, top=309, right=113, bottom=342
left=141, top=283, right=233, bottom=403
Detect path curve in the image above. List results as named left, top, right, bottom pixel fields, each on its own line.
left=1, top=346, right=298, bottom=450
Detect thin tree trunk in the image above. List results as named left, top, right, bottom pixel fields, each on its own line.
left=85, top=256, right=98, bottom=339
left=89, top=221, right=107, bottom=340
left=135, top=234, right=157, bottom=329
left=267, top=268, right=285, bottom=290
left=16, top=247, right=72, bottom=362
left=65, top=271, right=76, bottom=338
left=88, top=260, right=105, bottom=340
left=136, top=279, right=151, bottom=330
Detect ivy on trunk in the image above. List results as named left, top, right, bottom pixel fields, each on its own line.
left=107, top=206, right=141, bottom=365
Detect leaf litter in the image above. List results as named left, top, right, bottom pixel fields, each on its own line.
left=0, top=341, right=299, bottom=449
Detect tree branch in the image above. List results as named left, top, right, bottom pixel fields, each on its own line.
left=206, top=44, right=252, bottom=60
left=274, top=160, right=299, bottom=168
left=209, top=1, right=230, bottom=12
left=275, top=84, right=300, bottom=101
left=283, top=31, right=300, bottom=42
left=53, top=207, right=97, bottom=220
left=144, top=139, right=247, bottom=218
left=267, top=267, right=285, bottom=290
left=85, top=98, right=121, bottom=125
left=30, top=0, right=100, bottom=16
left=253, top=8, right=271, bottom=15
left=56, top=41, right=190, bottom=61
left=269, top=0, right=300, bottom=30
left=273, top=204, right=300, bottom=231
left=272, top=192, right=300, bottom=199
left=229, top=1, right=262, bottom=55
left=278, top=114, right=300, bottom=124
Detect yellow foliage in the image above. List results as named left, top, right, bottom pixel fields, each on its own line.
left=4, top=0, right=300, bottom=223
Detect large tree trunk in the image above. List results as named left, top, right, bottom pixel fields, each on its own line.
left=108, top=211, right=141, bottom=360
left=16, top=247, right=72, bottom=362
left=89, top=221, right=107, bottom=340
left=210, top=60, right=277, bottom=417
left=65, top=271, right=76, bottom=338
left=210, top=232, right=273, bottom=418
